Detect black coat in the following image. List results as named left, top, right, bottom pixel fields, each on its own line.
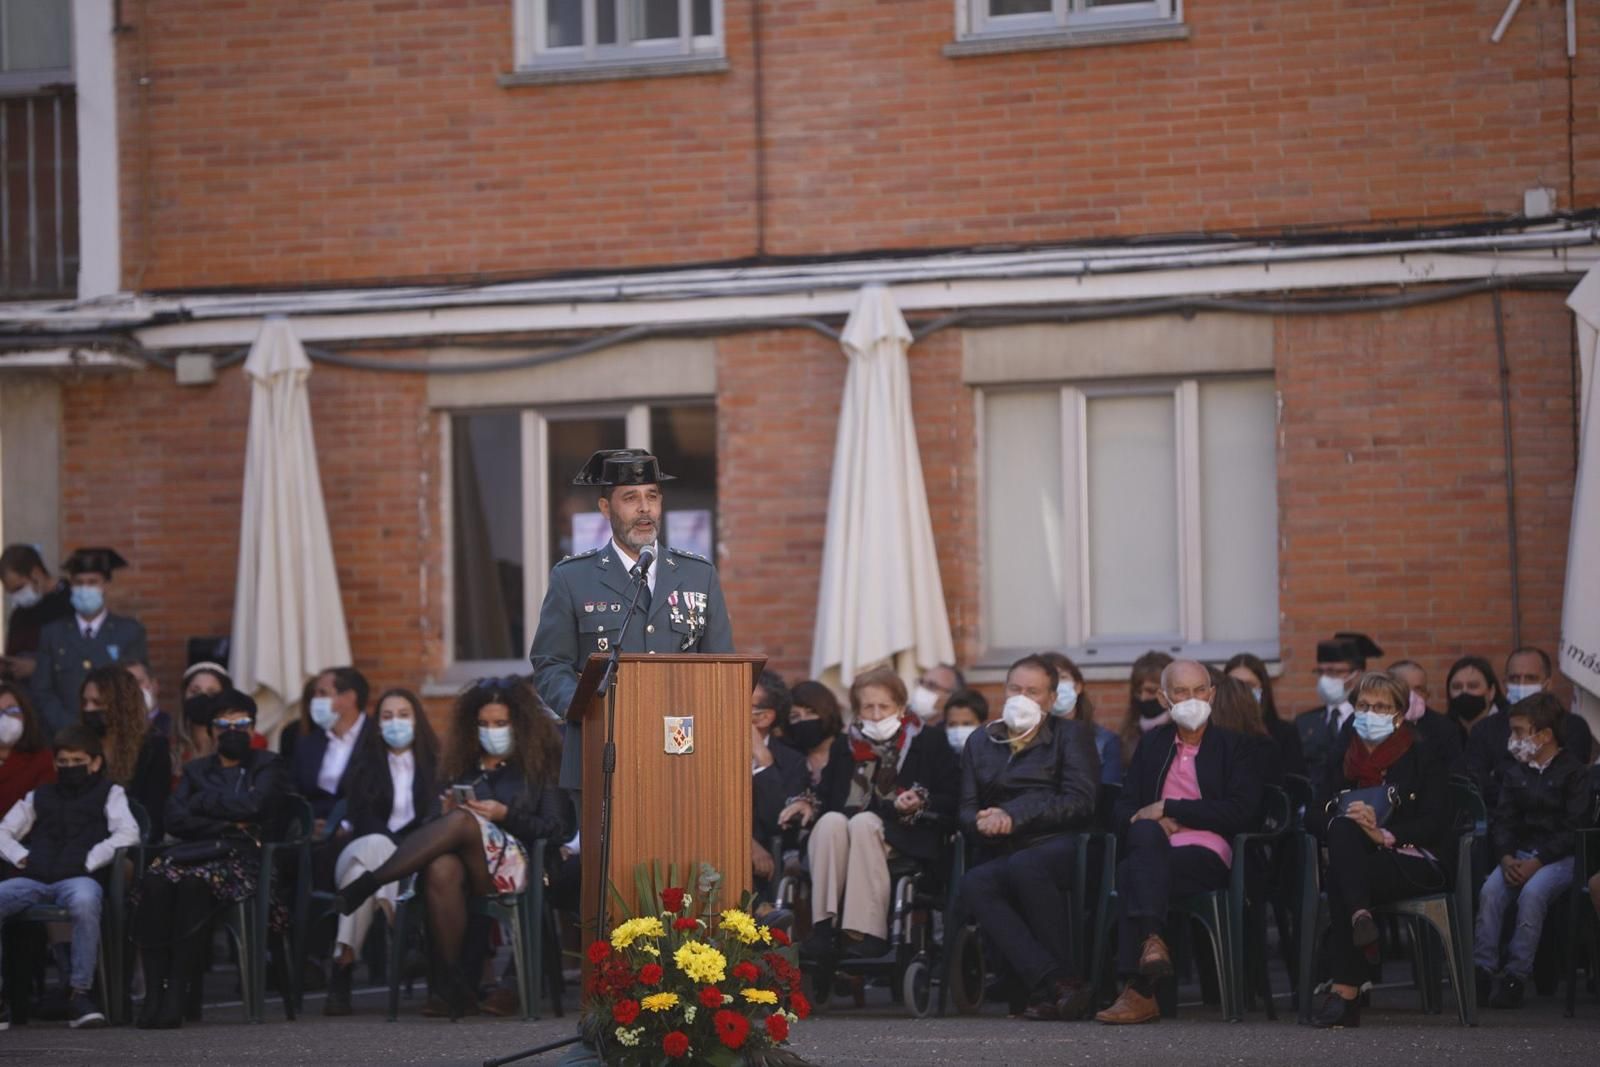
left=1294, top=704, right=1348, bottom=803
left=1490, top=749, right=1592, bottom=864
left=817, top=725, right=958, bottom=862
left=791, top=734, right=856, bottom=817
left=128, top=731, right=172, bottom=842
left=291, top=718, right=368, bottom=821
left=1466, top=711, right=1595, bottom=811
left=1117, top=723, right=1265, bottom=842
left=344, top=749, right=440, bottom=841
left=959, top=716, right=1099, bottom=855
left=1411, top=709, right=1465, bottom=773
left=1264, top=717, right=1306, bottom=781
left=453, top=762, right=571, bottom=849
left=166, top=749, right=289, bottom=846
left=1309, top=728, right=1456, bottom=876
left=752, top=736, right=805, bottom=845
left=2, top=580, right=72, bottom=660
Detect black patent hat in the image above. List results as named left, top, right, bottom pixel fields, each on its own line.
left=572, top=449, right=676, bottom=488
left=62, top=547, right=128, bottom=578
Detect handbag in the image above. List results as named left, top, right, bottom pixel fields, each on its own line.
left=1334, top=784, right=1398, bottom=827
left=161, top=839, right=238, bottom=866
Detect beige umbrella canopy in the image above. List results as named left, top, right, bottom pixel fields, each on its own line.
left=229, top=316, right=352, bottom=740
left=1563, top=270, right=1600, bottom=736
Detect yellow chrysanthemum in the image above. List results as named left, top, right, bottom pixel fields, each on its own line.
left=720, top=908, right=771, bottom=946
left=610, top=916, right=666, bottom=951
left=673, top=940, right=728, bottom=985
left=740, top=988, right=778, bottom=1005
left=642, top=992, right=680, bottom=1013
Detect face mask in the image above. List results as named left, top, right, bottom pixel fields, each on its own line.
left=1053, top=683, right=1079, bottom=717
left=1506, top=683, right=1543, bottom=705
left=216, top=729, right=253, bottom=761
left=0, top=715, right=22, bottom=747
left=9, top=585, right=40, bottom=609
left=70, top=585, right=104, bottom=617
left=907, top=685, right=940, bottom=722
left=1405, top=689, right=1428, bottom=722
left=1353, top=710, right=1397, bottom=744
left=1131, top=697, right=1166, bottom=721
left=1001, top=694, right=1043, bottom=735
left=1448, top=692, right=1488, bottom=722
left=479, top=724, right=513, bottom=756
left=309, top=696, right=338, bottom=731
left=1169, top=698, right=1212, bottom=732
left=55, top=764, right=93, bottom=791
left=183, top=693, right=214, bottom=727
left=860, top=715, right=902, bottom=744
left=381, top=718, right=415, bottom=750
left=81, top=711, right=108, bottom=737
left=786, top=720, right=827, bottom=751
left=1250, top=687, right=1263, bottom=705
left=1317, top=674, right=1351, bottom=708
left=946, top=724, right=977, bottom=752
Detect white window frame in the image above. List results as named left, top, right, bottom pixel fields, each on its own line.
left=515, top=0, right=723, bottom=71
left=977, top=374, right=1278, bottom=669
left=961, top=0, right=1179, bottom=41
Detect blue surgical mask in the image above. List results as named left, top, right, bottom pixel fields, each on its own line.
left=1353, top=710, right=1397, bottom=744
left=309, top=696, right=338, bottom=731
left=1505, top=682, right=1543, bottom=705
left=70, top=585, right=104, bottom=617
left=381, top=718, right=414, bottom=750
left=479, top=724, right=513, bottom=756
left=1052, top=683, right=1078, bottom=717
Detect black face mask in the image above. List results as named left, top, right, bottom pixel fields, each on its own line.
left=785, top=720, right=829, bottom=751
left=184, top=694, right=215, bottom=727
left=216, top=729, right=253, bottom=761
left=55, top=764, right=95, bottom=792
left=81, top=712, right=108, bottom=737
left=1448, top=692, right=1489, bottom=722
left=1132, top=697, right=1166, bottom=720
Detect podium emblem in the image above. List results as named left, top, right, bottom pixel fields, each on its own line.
left=664, top=716, right=695, bottom=755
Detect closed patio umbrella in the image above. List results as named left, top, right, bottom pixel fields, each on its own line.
left=229, top=316, right=352, bottom=740
left=1564, top=269, right=1600, bottom=735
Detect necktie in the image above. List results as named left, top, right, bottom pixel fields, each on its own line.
left=638, top=578, right=652, bottom=618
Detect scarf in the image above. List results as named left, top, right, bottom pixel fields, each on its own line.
left=1341, top=725, right=1415, bottom=788
left=848, top=716, right=917, bottom=803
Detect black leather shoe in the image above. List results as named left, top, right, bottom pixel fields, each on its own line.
left=1489, top=973, right=1524, bottom=1009
left=842, top=933, right=890, bottom=960
left=1311, top=992, right=1360, bottom=1029
left=323, top=964, right=353, bottom=1016
left=798, top=920, right=835, bottom=961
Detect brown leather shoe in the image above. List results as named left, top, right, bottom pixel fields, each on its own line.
left=1137, top=934, right=1174, bottom=978
left=1095, top=984, right=1160, bottom=1025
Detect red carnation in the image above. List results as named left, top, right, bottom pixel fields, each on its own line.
left=731, top=961, right=760, bottom=983
left=788, top=991, right=811, bottom=1020
left=770, top=927, right=791, bottom=947
left=588, top=940, right=611, bottom=964
left=766, top=1013, right=790, bottom=1042
left=699, top=985, right=725, bottom=1009
left=714, top=1009, right=750, bottom=1049
left=662, top=1030, right=690, bottom=1058
left=673, top=917, right=699, bottom=931
left=612, top=998, right=641, bottom=1026
left=639, top=963, right=664, bottom=986
left=662, top=887, right=686, bottom=912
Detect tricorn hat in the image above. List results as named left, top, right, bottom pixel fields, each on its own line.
left=62, top=547, right=128, bottom=578
left=1317, top=631, right=1384, bottom=666
left=572, top=449, right=676, bottom=488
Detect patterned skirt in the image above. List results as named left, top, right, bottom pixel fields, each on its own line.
left=476, top=812, right=529, bottom=896
left=137, top=852, right=291, bottom=937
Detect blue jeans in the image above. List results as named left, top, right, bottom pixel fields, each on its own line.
left=1473, top=853, right=1574, bottom=979
left=0, top=876, right=103, bottom=992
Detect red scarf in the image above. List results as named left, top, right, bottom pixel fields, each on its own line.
left=1341, top=725, right=1415, bottom=788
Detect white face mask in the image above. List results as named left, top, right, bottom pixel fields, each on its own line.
left=1505, top=682, right=1544, bottom=705
left=309, top=696, right=338, bottom=731
left=860, top=715, right=902, bottom=743
left=1317, top=674, right=1350, bottom=708
left=908, top=685, right=940, bottom=723
left=8, top=585, right=41, bottom=609
left=1053, top=683, right=1078, bottom=716
left=1169, top=698, right=1212, bottom=732
left=1001, top=694, right=1043, bottom=735
left=946, top=724, right=977, bottom=752
left=1506, top=734, right=1542, bottom=764
left=0, top=714, right=23, bottom=747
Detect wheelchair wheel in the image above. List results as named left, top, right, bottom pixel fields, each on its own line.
left=948, top=923, right=985, bottom=1015
left=902, top=954, right=933, bottom=1018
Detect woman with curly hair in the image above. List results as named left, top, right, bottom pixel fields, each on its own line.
left=334, top=677, right=569, bottom=1018
left=80, top=665, right=170, bottom=840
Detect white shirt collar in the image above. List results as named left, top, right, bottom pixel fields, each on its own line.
left=79, top=610, right=108, bottom=636
left=1330, top=700, right=1355, bottom=727
left=315, top=713, right=366, bottom=796
left=609, top=538, right=658, bottom=593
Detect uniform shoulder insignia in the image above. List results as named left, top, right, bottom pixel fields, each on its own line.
left=556, top=547, right=602, bottom=565
left=666, top=545, right=711, bottom=564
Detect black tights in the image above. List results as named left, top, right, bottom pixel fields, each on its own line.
left=367, top=809, right=493, bottom=971
left=138, top=873, right=215, bottom=949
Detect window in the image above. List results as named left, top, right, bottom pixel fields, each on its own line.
left=0, top=0, right=71, bottom=89
left=980, top=376, right=1277, bottom=666
left=963, top=0, right=1178, bottom=40
left=518, top=0, right=722, bottom=72
left=447, top=400, right=717, bottom=671
left=0, top=0, right=76, bottom=298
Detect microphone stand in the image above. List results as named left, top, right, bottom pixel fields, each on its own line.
left=484, top=551, right=653, bottom=1067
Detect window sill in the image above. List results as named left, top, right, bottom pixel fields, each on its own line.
left=499, top=56, right=730, bottom=88
left=423, top=659, right=530, bottom=699
left=943, top=21, right=1189, bottom=59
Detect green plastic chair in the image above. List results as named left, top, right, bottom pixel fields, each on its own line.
left=218, top=793, right=311, bottom=1023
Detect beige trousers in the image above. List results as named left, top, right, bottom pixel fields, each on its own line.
left=334, top=833, right=400, bottom=957
left=807, top=810, right=891, bottom=940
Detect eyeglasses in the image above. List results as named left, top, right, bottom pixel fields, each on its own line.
left=212, top=719, right=254, bottom=732
left=1353, top=703, right=1397, bottom=715
left=0, top=706, right=21, bottom=717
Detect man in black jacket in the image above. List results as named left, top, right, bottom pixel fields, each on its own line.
left=1465, top=647, right=1595, bottom=810
left=957, top=656, right=1099, bottom=1021
left=1097, top=659, right=1264, bottom=1025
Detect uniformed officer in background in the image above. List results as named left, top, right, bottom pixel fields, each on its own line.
left=529, top=449, right=735, bottom=790
left=31, top=547, right=149, bottom=735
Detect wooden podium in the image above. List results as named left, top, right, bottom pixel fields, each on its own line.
left=569, top=653, right=765, bottom=938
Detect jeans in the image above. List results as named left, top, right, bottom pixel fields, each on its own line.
left=960, top=834, right=1079, bottom=993
left=0, top=876, right=103, bottom=992
left=1473, top=853, right=1574, bottom=979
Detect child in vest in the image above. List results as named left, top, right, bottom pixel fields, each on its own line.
left=0, top=724, right=140, bottom=1028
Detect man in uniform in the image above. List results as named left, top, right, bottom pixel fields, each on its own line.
left=1294, top=631, right=1381, bottom=800
left=31, top=548, right=149, bottom=735
left=529, top=449, right=735, bottom=789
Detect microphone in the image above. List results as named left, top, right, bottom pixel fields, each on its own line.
left=630, top=547, right=656, bottom=582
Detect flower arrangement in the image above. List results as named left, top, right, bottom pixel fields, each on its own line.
left=581, top=864, right=813, bottom=1066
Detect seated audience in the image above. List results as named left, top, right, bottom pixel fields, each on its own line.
left=1307, top=671, right=1452, bottom=1029
left=0, top=724, right=139, bottom=1030
left=175, top=661, right=233, bottom=766
left=124, top=660, right=172, bottom=739
left=334, top=679, right=568, bottom=1021
left=799, top=668, right=956, bottom=962
left=80, top=665, right=171, bottom=841
left=1224, top=652, right=1305, bottom=778
left=941, top=689, right=989, bottom=756
left=324, top=687, right=441, bottom=1016
left=775, top=681, right=853, bottom=834
left=0, top=684, right=56, bottom=826
left=293, top=667, right=372, bottom=824
left=908, top=664, right=965, bottom=728
left=959, top=655, right=1099, bottom=1020
left=278, top=676, right=319, bottom=767
left=1210, top=675, right=1277, bottom=784
left=0, top=545, right=72, bottom=684
left=1117, top=651, right=1174, bottom=770
left=136, top=689, right=288, bottom=1029
left=1389, top=658, right=1464, bottom=770
left=751, top=670, right=807, bottom=890
left=1472, top=691, right=1591, bottom=1009
left=1041, top=651, right=1121, bottom=786
left=1097, top=659, right=1264, bottom=1026
left=1465, top=648, right=1594, bottom=810
left=1446, top=654, right=1505, bottom=739
left=1295, top=633, right=1382, bottom=799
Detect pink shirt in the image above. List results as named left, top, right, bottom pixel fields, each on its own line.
left=1160, top=740, right=1232, bottom=867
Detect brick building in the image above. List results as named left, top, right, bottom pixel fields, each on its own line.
left=2, top=0, right=1597, bottom=734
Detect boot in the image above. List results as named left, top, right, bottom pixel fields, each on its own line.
left=135, top=948, right=169, bottom=1030
left=335, top=872, right=382, bottom=917
left=168, top=929, right=208, bottom=1028
left=323, top=962, right=353, bottom=1016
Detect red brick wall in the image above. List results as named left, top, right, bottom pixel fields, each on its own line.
left=116, top=0, right=1600, bottom=292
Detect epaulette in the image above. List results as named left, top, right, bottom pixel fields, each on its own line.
left=666, top=545, right=711, bottom=564
left=555, top=547, right=603, bottom=566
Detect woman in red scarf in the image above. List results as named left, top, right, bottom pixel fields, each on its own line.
left=1307, top=670, right=1454, bottom=1028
